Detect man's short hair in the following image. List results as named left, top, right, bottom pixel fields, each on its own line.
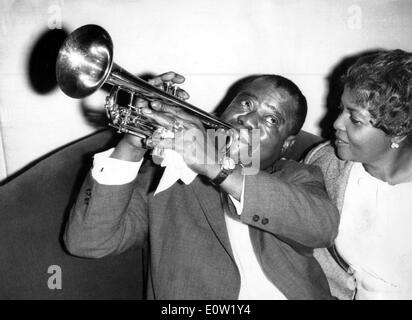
left=342, top=49, right=412, bottom=137
left=239, top=74, right=307, bottom=136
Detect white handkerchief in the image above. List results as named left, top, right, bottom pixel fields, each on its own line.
left=154, top=149, right=197, bottom=195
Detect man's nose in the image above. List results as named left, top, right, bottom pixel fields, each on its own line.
left=333, top=111, right=346, bottom=132
left=237, top=111, right=258, bottom=129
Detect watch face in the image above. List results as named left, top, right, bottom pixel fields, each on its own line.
left=222, top=156, right=236, bottom=170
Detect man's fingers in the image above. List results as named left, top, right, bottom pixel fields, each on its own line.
left=148, top=71, right=185, bottom=86
left=151, top=100, right=178, bottom=113
left=176, top=88, right=190, bottom=100
left=142, top=107, right=175, bottom=129
left=155, top=138, right=175, bottom=150
left=150, top=101, right=203, bottom=127
left=161, top=71, right=185, bottom=84
left=135, top=97, right=149, bottom=108
left=146, top=72, right=189, bottom=103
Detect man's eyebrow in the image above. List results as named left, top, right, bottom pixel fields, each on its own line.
left=238, top=92, right=257, bottom=99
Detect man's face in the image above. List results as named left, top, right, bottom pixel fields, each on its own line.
left=333, top=87, right=391, bottom=163
left=220, top=78, right=296, bottom=170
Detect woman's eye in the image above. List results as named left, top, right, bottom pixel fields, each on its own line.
left=350, top=116, right=361, bottom=125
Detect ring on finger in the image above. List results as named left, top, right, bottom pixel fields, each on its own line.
left=171, top=119, right=185, bottom=132
left=152, top=146, right=165, bottom=157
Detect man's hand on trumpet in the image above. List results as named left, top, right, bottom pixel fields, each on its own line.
left=147, top=71, right=190, bottom=100
left=141, top=101, right=226, bottom=180
left=110, top=71, right=189, bottom=162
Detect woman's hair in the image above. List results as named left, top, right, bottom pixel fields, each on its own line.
left=342, top=49, right=412, bottom=137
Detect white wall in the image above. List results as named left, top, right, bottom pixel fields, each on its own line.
left=1, top=0, right=412, bottom=180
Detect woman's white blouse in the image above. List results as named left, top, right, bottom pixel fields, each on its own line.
left=336, top=162, right=412, bottom=299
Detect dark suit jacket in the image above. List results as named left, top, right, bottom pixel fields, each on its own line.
left=64, top=157, right=339, bottom=300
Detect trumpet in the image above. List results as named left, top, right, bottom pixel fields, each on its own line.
left=56, top=24, right=234, bottom=145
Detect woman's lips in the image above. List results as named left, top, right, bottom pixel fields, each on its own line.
left=335, top=136, right=349, bottom=145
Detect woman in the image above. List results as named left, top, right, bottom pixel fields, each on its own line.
left=306, top=49, right=412, bottom=299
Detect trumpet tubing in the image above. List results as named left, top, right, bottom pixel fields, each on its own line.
left=56, top=24, right=233, bottom=142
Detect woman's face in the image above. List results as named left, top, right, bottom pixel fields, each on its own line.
left=333, top=87, right=392, bottom=164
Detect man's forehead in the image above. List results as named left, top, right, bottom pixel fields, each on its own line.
left=239, top=83, right=294, bottom=126
left=243, top=79, right=291, bottom=103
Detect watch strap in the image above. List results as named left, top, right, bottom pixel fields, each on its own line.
left=210, top=168, right=232, bottom=186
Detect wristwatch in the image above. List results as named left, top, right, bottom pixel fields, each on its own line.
left=210, top=156, right=236, bottom=186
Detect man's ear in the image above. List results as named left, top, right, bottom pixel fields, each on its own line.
left=281, top=135, right=296, bottom=154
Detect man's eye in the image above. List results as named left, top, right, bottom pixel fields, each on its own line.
left=266, top=116, right=279, bottom=126
left=240, top=100, right=252, bottom=110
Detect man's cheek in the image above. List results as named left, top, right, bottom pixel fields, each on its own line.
left=239, top=131, right=261, bottom=175
left=228, top=140, right=245, bottom=162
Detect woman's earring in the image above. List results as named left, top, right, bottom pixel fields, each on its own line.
left=391, top=142, right=400, bottom=149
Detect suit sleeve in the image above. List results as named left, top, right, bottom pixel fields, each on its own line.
left=241, top=160, right=339, bottom=248
left=64, top=160, right=155, bottom=258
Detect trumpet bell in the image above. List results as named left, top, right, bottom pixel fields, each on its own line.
left=56, top=24, right=234, bottom=144
left=56, top=24, right=114, bottom=98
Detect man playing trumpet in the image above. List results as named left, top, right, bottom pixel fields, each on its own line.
left=64, top=72, right=339, bottom=299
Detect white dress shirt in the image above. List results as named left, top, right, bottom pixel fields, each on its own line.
left=91, top=148, right=286, bottom=299
left=336, top=162, right=412, bottom=299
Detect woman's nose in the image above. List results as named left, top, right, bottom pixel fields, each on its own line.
left=333, top=111, right=346, bottom=132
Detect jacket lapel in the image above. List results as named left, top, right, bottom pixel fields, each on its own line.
left=189, top=178, right=235, bottom=260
